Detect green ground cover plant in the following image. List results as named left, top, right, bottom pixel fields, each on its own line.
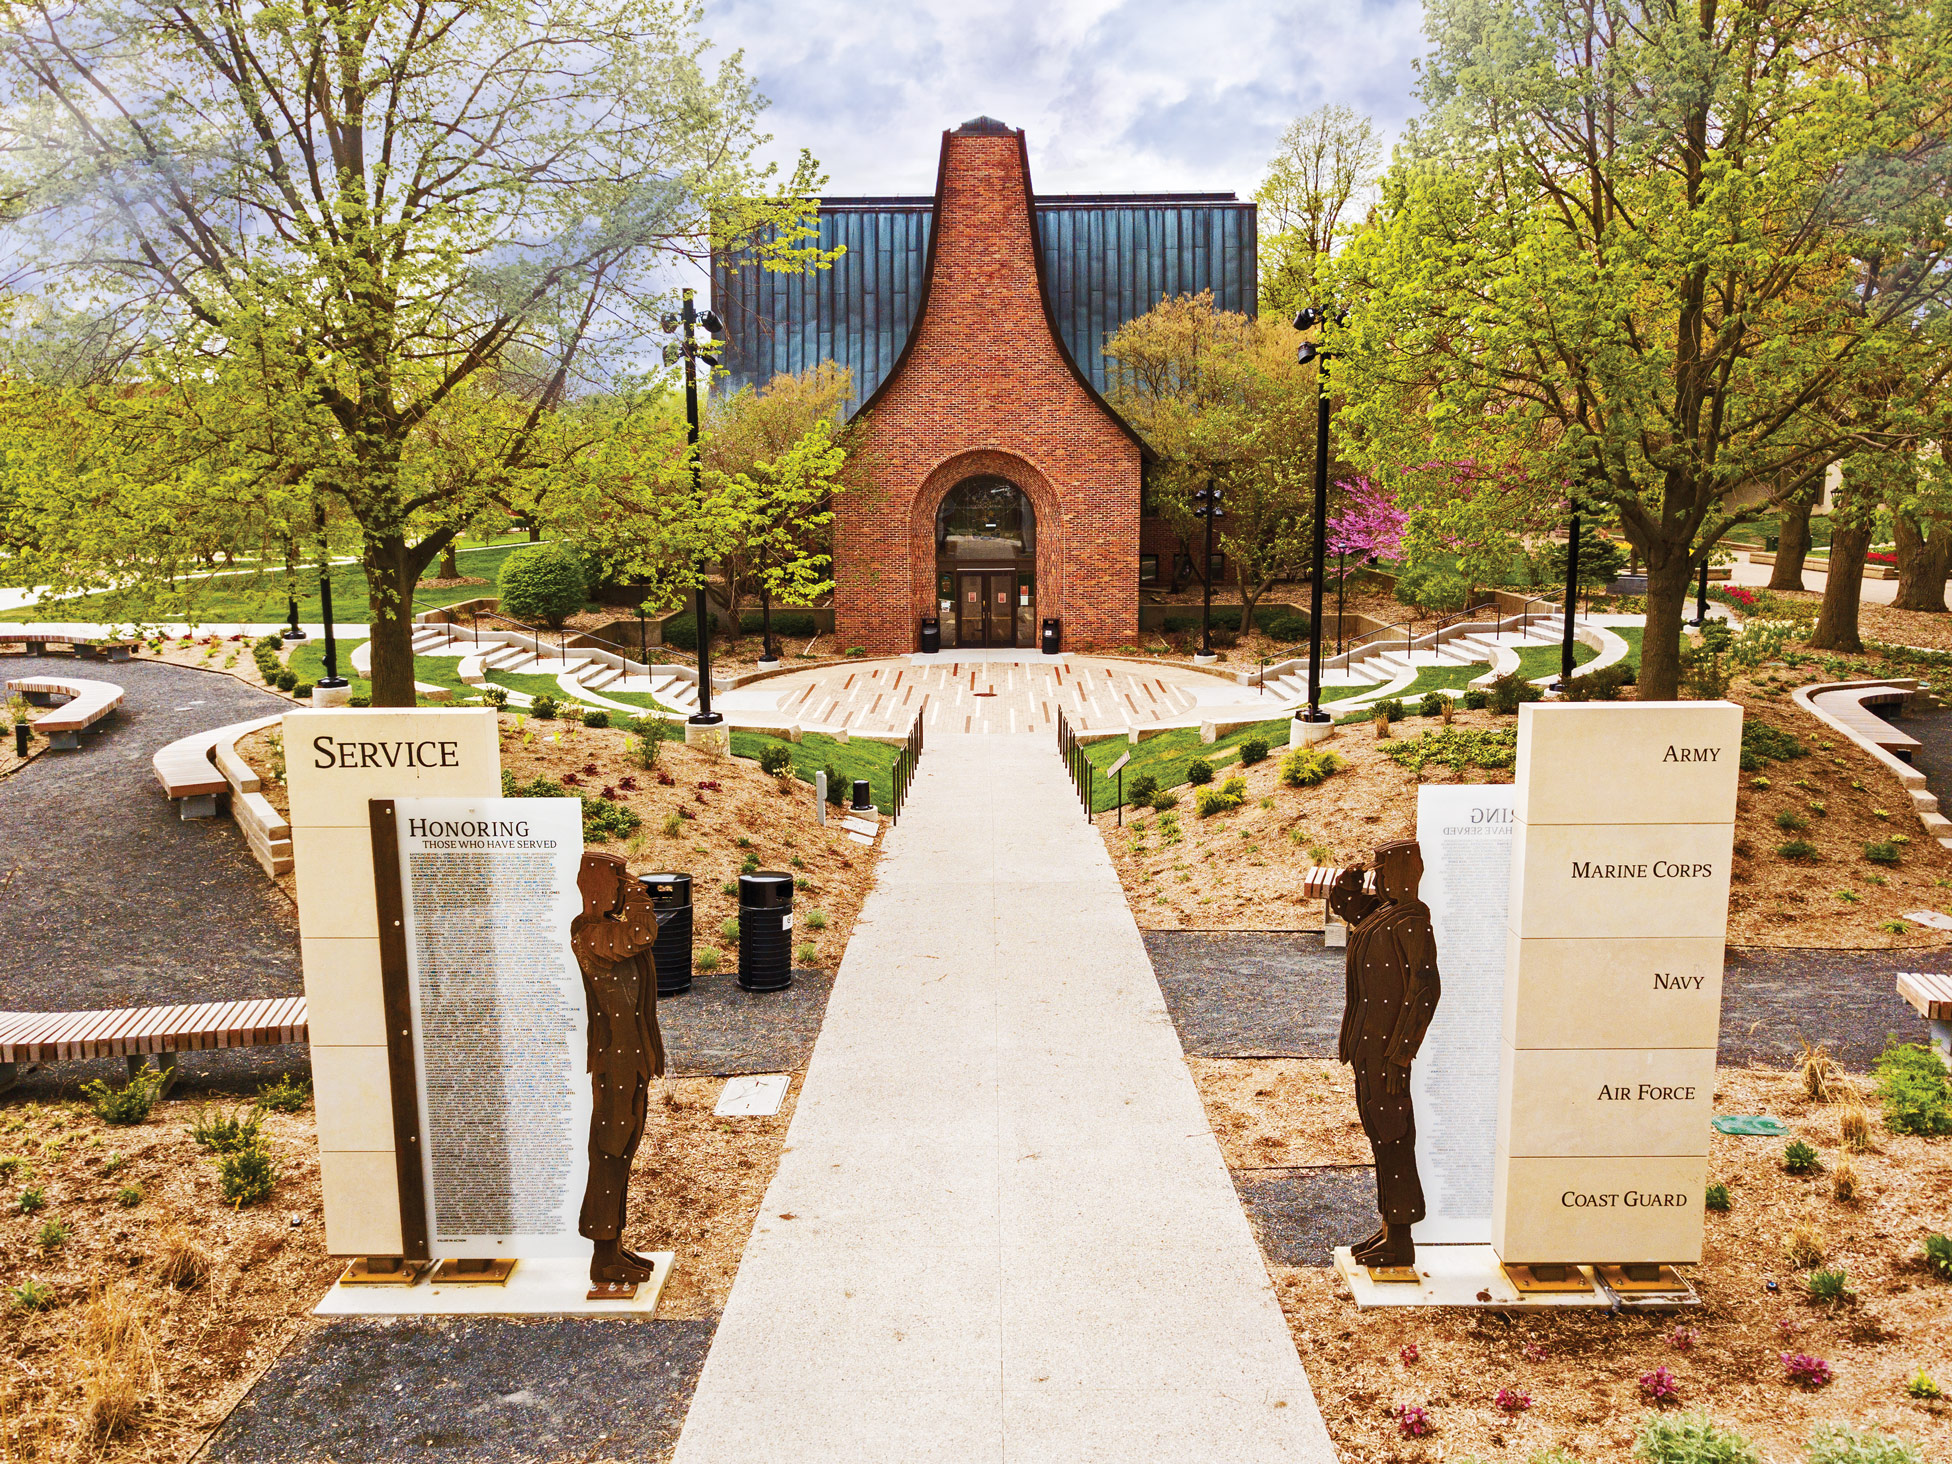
left=1633, top=1411, right=1761, bottom=1464
left=80, top=1066, right=166, bottom=1126
left=1873, top=1043, right=1952, bottom=1135
left=1381, top=726, right=1519, bottom=775
left=1078, top=716, right=1298, bottom=812
left=728, top=730, right=903, bottom=813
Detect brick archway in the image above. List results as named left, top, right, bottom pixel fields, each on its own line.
left=908, top=449, right=1064, bottom=639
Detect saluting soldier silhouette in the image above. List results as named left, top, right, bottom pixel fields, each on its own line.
left=1328, top=838, right=1442, bottom=1270
left=570, top=852, right=667, bottom=1289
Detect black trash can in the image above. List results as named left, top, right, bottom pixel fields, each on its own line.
left=737, top=872, right=794, bottom=992
left=919, top=616, right=941, bottom=654
left=1041, top=617, right=1061, bottom=655
left=850, top=778, right=872, bottom=813
left=638, top=872, right=693, bottom=997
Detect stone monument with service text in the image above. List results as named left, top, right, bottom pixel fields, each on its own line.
left=1493, top=701, right=1740, bottom=1281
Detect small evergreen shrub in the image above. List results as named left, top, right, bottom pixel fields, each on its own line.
left=480, top=685, right=509, bottom=710
left=1462, top=687, right=1488, bottom=710
left=757, top=743, right=796, bottom=777
left=80, top=1067, right=165, bottom=1126
left=217, top=1141, right=280, bottom=1206
left=1185, top=758, right=1213, bottom=786
left=1238, top=737, right=1270, bottom=766
left=580, top=796, right=641, bottom=843
left=1126, top=772, right=1160, bottom=807
left=1906, top=1368, right=1943, bottom=1400
left=529, top=694, right=559, bottom=720
left=1150, top=790, right=1179, bottom=811
left=804, top=909, right=827, bottom=931
left=1740, top=719, right=1808, bottom=770
left=497, top=544, right=588, bottom=628
left=1562, top=663, right=1636, bottom=701
left=1488, top=672, right=1543, bottom=715
left=1776, top=810, right=1808, bottom=832
left=348, top=693, right=371, bottom=707
left=581, top=708, right=610, bottom=728
left=1704, top=1181, right=1731, bottom=1212
left=824, top=765, right=846, bottom=805
left=1863, top=840, right=1901, bottom=866
left=695, top=947, right=721, bottom=972
left=1633, top=1411, right=1761, bottom=1464
left=1280, top=747, right=1346, bottom=787
left=291, top=682, right=313, bottom=699
left=1417, top=692, right=1447, bottom=718
left=190, top=1105, right=264, bottom=1155
left=1375, top=697, right=1405, bottom=722
left=720, top=916, right=740, bottom=944
left=273, top=669, right=298, bottom=691
left=1873, top=1043, right=1952, bottom=1135
left=1265, top=613, right=1311, bottom=641
left=1195, top=776, right=1248, bottom=818
left=1783, top=1139, right=1821, bottom=1174
left=255, top=1074, right=312, bottom=1113
left=116, top=1186, right=142, bottom=1208
left=17, top=1186, right=45, bottom=1214
left=1778, top=839, right=1818, bottom=860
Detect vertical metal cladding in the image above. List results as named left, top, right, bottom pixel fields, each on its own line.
left=711, top=194, right=1256, bottom=407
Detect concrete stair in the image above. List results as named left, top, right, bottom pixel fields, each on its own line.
left=410, top=627, right=450, bottom=655
left=483, top=647, right=534, bottom=673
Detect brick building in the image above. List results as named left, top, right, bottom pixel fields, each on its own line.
left=711, top=118, right=1256, bottom=654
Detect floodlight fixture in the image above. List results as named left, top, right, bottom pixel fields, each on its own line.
left=699, top=309, right=725, bottom=337
left=1293, top=306, right=1323, bottom=331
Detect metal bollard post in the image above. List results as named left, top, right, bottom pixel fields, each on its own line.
left=815, top=770, right=827, bottom=825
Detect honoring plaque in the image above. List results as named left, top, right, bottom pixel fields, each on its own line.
left=390, top=797, right=592, bottom=1258
left=1411, top=785, right=1516, bottom=1245
left=1492, top=702, right=1741, bottom=1267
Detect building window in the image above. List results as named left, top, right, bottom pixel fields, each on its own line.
left=1139, top=554, right=1160, bottom=585
left=936, top=475, right=1035, bottom=560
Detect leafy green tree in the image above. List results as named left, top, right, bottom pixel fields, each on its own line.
left=1256, top=105, right=1381, bottom=317
left=1106, top=293, right=1319, bottom=630
left=0, top=0, right=832, bottom=703
left=1331, top=0, right=1952, bottom=698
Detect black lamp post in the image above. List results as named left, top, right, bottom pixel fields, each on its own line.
left=314, top=505, right=347, bottom=696
left=1295, top=306, right=1338, bottom=728
left=1192, top=482, right=1223, bottom=661
left=664, top=289, right=725, bottom=727
left=1695, top=557, right=1710, bottom=626
left=1559, top=511, right=1581, bottom=685
left=282, top=538, right=307, bottom=640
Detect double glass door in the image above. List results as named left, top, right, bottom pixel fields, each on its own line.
left=955, top=570, right=1019, bottom=649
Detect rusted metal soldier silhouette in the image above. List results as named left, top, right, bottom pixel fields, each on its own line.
left=571, top=852, right=666, bottom=1294
left=1328, top=839, right=1441, bottom=1270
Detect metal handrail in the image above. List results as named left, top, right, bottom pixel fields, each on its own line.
left=463, top=605, right=577, bottom=667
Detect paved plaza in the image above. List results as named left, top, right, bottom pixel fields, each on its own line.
left=716, top=652, right=1290, bottom=736
left=672, top=732, right=1336, bottom=1463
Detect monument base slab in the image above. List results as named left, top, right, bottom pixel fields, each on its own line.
left=1334, top=1245, right=1612, bottom=1312
left=314, top=1253, right=673, bottom=1317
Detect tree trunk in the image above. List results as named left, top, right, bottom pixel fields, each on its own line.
left=1808, top=519, right=1872, bottom=651
left=1769, top=492, right=1816, bottom=590
left=364, top=532, right=446, bottom=707
left=528, top=521, right=541, bottom=542
left=1638, top=549, right=1693, bottom=701
left=439, top=542, right=461, bottom=580
left=1892, top=514, right=1950, bottom=612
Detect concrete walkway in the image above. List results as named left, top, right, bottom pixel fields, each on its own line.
left=671, top=733, right=1335, bottom=1463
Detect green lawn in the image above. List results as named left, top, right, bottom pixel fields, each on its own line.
left=285, top=639, right=479, bottom=706
left=1, top=540, right=534, bottom=625
left=730, top=730, right=905, bottom=813
left=1078, top=715, right=1297, bottom=813
left=1514, top=639, right=1600, bottom=681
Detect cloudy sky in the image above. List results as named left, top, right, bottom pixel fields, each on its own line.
left=702, top=0, right=1430, bottom=200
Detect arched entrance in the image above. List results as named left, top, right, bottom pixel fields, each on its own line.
left=935, top=475, right=1036, bottom=648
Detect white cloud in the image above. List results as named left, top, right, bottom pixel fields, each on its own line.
left=703, top=0, right=1427, bottom=199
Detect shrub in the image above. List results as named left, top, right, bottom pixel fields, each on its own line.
left=1923, top=1231, right=1952, bottom=1280
left=116, top=1186, right=142, bottom=1208
left=529, top=694, right=559, bottom=720
left=256, top=1074, right=312, bottom=1113
left=1806, top=1425, right=1924, bottom=1464
left=756, top=743, right=796, bottom=776
left=1740, top=719, right=1807, bottom=769
left=581, top=708, right=610, bottom=728
left=1805, top=1266, right=1852, bottom=1303
left=796, top=942, right=820, bottom=965
left=1681, top=621, right=1736, bottom=699
left=38, top=1217, right=70, bottom=1250
left=1375, top=697, right=1405, bottom=722
left=217, top=1141, right=279, bottom=1206
left=81, top=1067, right=165, bottom=1127
left=1150, top=789, right=1179, bottom=811
left=1783, top=1139, right=1821, bottom=1174
left=1381, top=726, right=1518, bottom=774
left=694, top=947, right=721, bottom=972
left=1562, top=662, right=1636, bottom=701
left=1195, top=777, right=1247, bottom=818
left=1185, top=758, right=1213, bottom=786
left=1238, top=736, right=1270, bottom=766
left=1488, top=672, right=1542, bottom=715
left=1704, top=1181, right=1731, bottom=1212
left=189, top=1105, right=264, bottom=1155
left=634, top=717, right=668, bottom=768
left=480, top=685, right=509, bottom=710
left=1462, top=687, right=1488, bottom=710
left=1633, top=1412, right=1761, bottom=1464
left=1873, top=1042, right=1952, bottom=1135
left=497, top=545, right=588, bottom=628
left=10, top=1280, right=53, bottom=1312
left=273, top=669, right=297, bottom=691
left=824, top=765, right=846, bottom=805
left=1280, top=747, right=1346, bottom=787
left=18, top=1185, right=45, bottom=1214
left=1417, top=691, right=1447, bottom=718
left=1777, top=839, right=1817, bottom=859
left=291, top=682, right=313, bottom=699
left=720, top=916, right=740, bottom=944
left=1776, top=810, right=1808, bottom=832
left=804, top=909, right=828, bottom=931
left=1863, top=840, right=1901, bottom=866
left=1126, top=772, right=1160, bottom=806
left=580, top=796, right=641, bottom=843
left=1907, top=1368, right=1943, bottom=1400
left=348, top=692, right=371, bottom=707
left=1265, top=613, right=1311, bottom=641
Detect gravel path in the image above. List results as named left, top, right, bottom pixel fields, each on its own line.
left=0, top=655, right=303, bottom=1096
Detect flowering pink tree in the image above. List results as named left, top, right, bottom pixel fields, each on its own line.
left=1327, top=476, right=1406, bottom=561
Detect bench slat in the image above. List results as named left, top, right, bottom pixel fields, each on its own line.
left=1898, top=971, right=1952, bottom=1020
left=0, top=998, right=309, bottom=1064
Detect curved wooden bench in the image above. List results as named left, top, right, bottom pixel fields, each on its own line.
left=1897, top=971, right=1952, bottom=1066
left=152, top=712, right=283, bottom=828
left=0, top=995, right=308, bottom=1093
left=5, top=675, right=124, bottom=749
left=1809, top=683, right=1922, bottom=762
